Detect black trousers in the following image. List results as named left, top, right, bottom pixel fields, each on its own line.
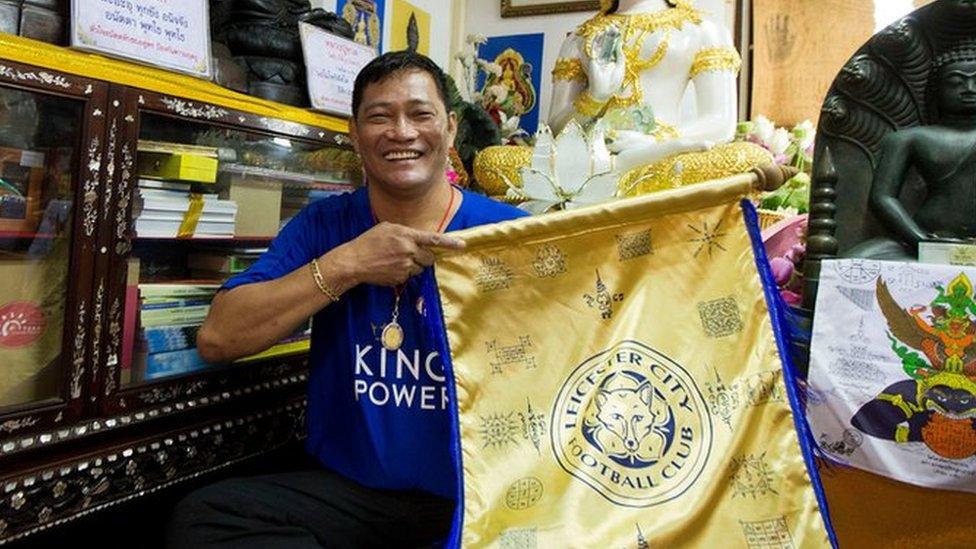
left=165, top=468, right=455, bottom=548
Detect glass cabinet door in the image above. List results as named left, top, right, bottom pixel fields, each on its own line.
left=0, top=87, right=85, bottom=409
left=119, top=111, right=358, bottom=386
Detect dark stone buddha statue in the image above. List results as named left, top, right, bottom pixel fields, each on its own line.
left=850, top=45, right=976, bottom=259
left=803, top=1, right=976, bottom=307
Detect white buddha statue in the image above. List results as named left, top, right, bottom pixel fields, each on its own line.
left=475, top=0, right=770, bottom=199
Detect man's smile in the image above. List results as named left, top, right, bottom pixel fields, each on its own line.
left=383, top=149, right=424, bottom=161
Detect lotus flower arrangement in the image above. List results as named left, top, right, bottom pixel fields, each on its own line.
left=736, top=116, right=815, bottom=171
left=504, top=121, right=621, bottom=214
left=737, top=116, right=815, bottom=215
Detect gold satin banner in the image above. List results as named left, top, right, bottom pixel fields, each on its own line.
left=435, top=175, right=829, bottom=548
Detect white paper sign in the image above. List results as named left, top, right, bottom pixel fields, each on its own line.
left=299, top=22, right=376, bottom=117
left=71, top=0, right=212, bottom=79
left=919, top=241, right=976, bottom=267
left=809, top=258, right=976, bottom=493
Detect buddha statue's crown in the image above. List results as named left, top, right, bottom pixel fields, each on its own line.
left=933, top=40, right=976, bottom=72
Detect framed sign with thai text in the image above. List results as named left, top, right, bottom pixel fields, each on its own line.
left=299, top=22, right=376, bottom=117
left=70, top=0, right=212, bottom=79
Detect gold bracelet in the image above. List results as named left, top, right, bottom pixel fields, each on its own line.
left=573, top=90, right=609, bottom=118
left=309, top=258, right=341, bottom=302
left=552, top=57, right=586, bottom=83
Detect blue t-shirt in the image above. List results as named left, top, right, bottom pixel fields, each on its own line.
left=223, top=187, right=527, bottom=498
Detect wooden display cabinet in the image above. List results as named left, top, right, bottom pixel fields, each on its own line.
left=0, top=34, right=356, bottom=544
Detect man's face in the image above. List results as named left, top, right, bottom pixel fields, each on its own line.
left=938, top=60, right=976, bottom=116
left=350, top=69, right=457, bottom=195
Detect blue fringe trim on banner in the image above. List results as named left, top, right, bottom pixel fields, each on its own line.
left=420, top=269, right=464, bottom=549
left=741, top=199, right=839, bottom=548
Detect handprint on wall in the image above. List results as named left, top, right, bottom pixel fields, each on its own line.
left=764, top=14, right=796, bottom=65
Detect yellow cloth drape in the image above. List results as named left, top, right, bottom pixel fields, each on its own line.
left=434, top=175, right=829, bottom=548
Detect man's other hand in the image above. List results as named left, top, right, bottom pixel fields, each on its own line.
left=330, top=222, right=465, bottom=287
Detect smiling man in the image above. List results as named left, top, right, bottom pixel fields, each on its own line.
left=166, top=51, right=526, bottom=548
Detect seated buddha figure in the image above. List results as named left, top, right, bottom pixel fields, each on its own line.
left=851, top=44, right=976, bottom=259
left=474, top=0, right=771, bottom=199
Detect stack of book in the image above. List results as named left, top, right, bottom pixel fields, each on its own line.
left=133, top=179, right=238, bottom=238
left=134, top=282, right=220, bottom=381
left=130, top=281, right=311, bottom=380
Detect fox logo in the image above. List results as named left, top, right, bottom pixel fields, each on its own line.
left=553, top=342, right=711, bottom=506
left=583, top=371, right=673, bottom=468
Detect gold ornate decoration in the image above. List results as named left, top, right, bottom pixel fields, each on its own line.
left=572, top=1, right=701, bottom=114
left=552, top=57, right=585, bottom=83
left=573, top=90, right=610, bottom=117
left=473, top=145, right=534, bottom=197
left=651, top=119, right=679, bottom=141
left=597, top=27, right=672, bottom=113
left=580, top=0, right=699, bottom=43
left=690, top=47, right=742, bottom=78
left=618, top=141, right=773, bottom=197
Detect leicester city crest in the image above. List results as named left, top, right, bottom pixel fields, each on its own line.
left=551, top=340, right=712, bottom=507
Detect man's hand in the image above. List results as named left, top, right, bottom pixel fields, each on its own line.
left=329, top=222, right=466, bottom=287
